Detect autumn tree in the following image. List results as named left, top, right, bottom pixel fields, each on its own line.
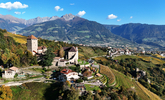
left=0, top=85, right=13, bottom=100
left=59, top=46, right=64, bottom=58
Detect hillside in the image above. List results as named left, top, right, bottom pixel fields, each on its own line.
left=105, top=23, right=165, bottom=49
left=3, top=32, right=27, bottom=44
left=17, top=15, right=136, bottom=47
left=0, top=18, right=26, bottom=32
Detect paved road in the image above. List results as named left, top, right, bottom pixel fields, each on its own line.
left=0, top=77, right=45, bottom=86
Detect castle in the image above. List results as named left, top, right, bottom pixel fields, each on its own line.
left=27, top=35, right=47, bottom=55
left=27, top=35, right=78, bottom=66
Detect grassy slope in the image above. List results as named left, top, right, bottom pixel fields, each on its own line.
left=114, top=55, right=138, bottom=60
left=4, top=32, right=27, bottom=44
left=114, top=55, right=165, bottom=65
left=78, top=47, right=106, bottom=60
left=135, top=82, right=161, bottom=100
left=11, top=82, right=62, bottom=100
left=111, top=68, right=161, bottom=100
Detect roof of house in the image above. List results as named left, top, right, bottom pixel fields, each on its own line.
left=27, top=35, right=37, bottom=40
left=38, top=46, right=47, bottom=50
left=60, top=59, right=68, bottom=62
left=9, top=66, right=18, bottom=71
left=54, top=57, right=61, bottom=60
left=63, top=46, right=77, bottom=52
left=96, top=73, right=102, bottom=77
left=83, top=70, right=92, bottom=77
left=60, top=69, right=73, bottom=74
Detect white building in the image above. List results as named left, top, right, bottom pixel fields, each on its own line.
left=58, top=69, right=80, bottom=82
left=2, top=67, right=19, bottom=79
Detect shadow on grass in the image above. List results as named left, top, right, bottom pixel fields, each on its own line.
left=43, top=82, right=63, bottom=100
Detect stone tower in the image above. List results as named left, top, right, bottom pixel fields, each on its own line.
left=27, top=35, right=38, bottom=55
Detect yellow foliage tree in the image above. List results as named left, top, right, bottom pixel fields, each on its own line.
left=59, top=46, right=64, bottom=58
left=0, top=85, right=13, bottom=100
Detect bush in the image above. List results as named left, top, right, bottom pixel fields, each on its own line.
left=76, top=79, right=83, bottom=83
left=14, top=73, right=18, bottom=78
left=83, top=77, right=88, bottom=81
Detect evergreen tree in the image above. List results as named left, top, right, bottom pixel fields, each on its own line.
left=41, top=48, right=55, bottom=67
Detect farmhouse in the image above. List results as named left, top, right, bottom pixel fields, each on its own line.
left=58, top=69, right=80, bottom=82
left=2, top=66, right=19, bottom=79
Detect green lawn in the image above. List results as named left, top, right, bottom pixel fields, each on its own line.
left=84, top=84, right=101, bottom=91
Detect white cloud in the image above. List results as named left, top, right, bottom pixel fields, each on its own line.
left=22, top=11, right=25, bottom=14
left=0, top=1, right=28, bottom=10
left=14, top=11, right=21, bottom=14
left=54, top=6, right=60, bottom=11
left=60, top=8, right=64, bottom=11
left=54, top=6, right=63, bottom=11
left=77, top=10, right=86, bottom=17
left=70, top=3, right=75, bottom=5
left=107, top=14, right=117, bottom=19
left=117, top=19, right=121, bottom=22
left=130, top=16, right=133, bottom=19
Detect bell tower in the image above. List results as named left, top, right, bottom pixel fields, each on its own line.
left=27, top=35, right=38, bottom=55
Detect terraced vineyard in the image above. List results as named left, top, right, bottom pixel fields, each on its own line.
left=99, top=75, right=107, bottom=85
left=111, top=68, right=161, bottom=100
left=99, top=64, right=115, bottom=85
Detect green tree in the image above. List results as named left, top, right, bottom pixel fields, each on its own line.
left=66, top=87, right=79, bottom=100
left=41, top=48, right=55, bottom=67
left=30, top=55, right=38, bottom=65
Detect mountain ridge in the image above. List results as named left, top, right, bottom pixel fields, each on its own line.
left=104, top=23, right=165, bottom=48
left=17, top=17, right=136, bottom=47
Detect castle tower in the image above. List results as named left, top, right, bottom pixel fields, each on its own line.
left=27, top=35, right=38, bottom=55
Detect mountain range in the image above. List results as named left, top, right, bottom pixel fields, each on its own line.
left=1, top=13, right=165, bottom=50
left=17, top=15, right=135, bottom=47
left=105, top=23, right=165, bottom=48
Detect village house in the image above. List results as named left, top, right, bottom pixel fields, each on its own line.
left=82, top=69, right=93, bottom=79
left=2, top=66, right=19, bottom=79
left=58, top=69, right=80, bottom=82
left=71, top=83, right=86, bottom=95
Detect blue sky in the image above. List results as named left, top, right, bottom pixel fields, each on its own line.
left=0, top=0, right=165, bottom=25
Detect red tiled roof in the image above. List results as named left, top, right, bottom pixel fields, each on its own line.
left=60, top=69, right=72, bottom=74
left=83, top=70, right=92, bottom=77
left=27, top=35, right=37, bottom=40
